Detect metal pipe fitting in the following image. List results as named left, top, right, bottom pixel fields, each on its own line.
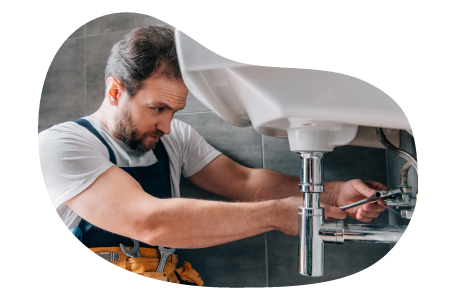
left=319, top=220, right=406, bottom=244
left=298, top=207, right=325, bottom=276
left=376, top=127, right=418, bottom=174
left=297, top=152, right=325, bottom=277
left=400, top=161, right=413, bottom=186
left=318, top=220, right=344, bottom=244
left=344, top=224, right=405, bottom=243
left=299, top=152, right=325, bottom=194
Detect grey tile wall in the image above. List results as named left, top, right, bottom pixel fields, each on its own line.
left=85, top=29, right=131, bottom=114
left=39, top=37, right=85, bottom=126
left=68, top=25, right=85, bottom=39
left=38, top=124, right=54, bottom=133
left=39, top=12, right=405, bottom=287
left=86, top=13, right=168, bottom=36
left=174, top=113, right=263, bottom=169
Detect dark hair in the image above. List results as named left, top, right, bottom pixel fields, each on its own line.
left=105, top=26, right=183, bottom=98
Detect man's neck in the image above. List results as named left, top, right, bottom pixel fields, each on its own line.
left=91, top=98, right=118, bottom=139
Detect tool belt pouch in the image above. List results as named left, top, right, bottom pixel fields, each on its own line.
left=90, top=247, right=203, bottom=286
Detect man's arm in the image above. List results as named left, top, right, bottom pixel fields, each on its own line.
left=66, top=165, right=303, bottom=249
left=188, top=155, right=390, bottom=222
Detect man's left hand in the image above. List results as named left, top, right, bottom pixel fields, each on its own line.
left=328, top=180, right=390, bottom=222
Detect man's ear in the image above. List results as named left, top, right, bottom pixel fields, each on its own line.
left=106, top=77, right=125, bottom=106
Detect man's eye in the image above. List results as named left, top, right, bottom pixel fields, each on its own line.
left=154, top=107, right=164, bottom=112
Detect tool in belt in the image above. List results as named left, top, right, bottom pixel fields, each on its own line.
left=70, top=118, right=203, bottom=286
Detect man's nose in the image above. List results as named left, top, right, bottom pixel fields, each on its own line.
left=156, top=113, right=172, bottom=135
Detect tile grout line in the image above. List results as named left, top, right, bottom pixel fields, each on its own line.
left=262, top=134, right=269, bottom=287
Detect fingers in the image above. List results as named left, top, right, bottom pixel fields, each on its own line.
left=376, top=199, right=391, bottom=209
left=362, top=202, right=387, bottom=213
left=353, top=202, right=388, bottom=222
left=356, top=209, right=381, bottom=221
left=364, top=181, right=388, bottom=190
left=349, top=179, right=379, bottom=198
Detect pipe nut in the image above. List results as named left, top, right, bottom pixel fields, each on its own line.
left=299, top=184, right=325, bottom=193
left=319, top=220, right=344, bottom=244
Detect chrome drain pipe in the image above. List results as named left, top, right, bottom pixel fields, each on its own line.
left=297, top=152, right=325, bottom=277
left=319, top=220, right=406, bottom=244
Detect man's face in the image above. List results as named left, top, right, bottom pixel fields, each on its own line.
left=114, top=75, right=188, bottom=152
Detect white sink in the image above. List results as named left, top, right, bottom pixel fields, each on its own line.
left=175, top=28, right=456, bottom=151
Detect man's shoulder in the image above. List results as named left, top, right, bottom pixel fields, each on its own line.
left=38, top=118, right=100, bottom=150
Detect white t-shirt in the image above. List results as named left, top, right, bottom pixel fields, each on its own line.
left=39, top=116, right=221, bottom=229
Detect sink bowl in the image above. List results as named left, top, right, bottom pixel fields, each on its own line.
left=175, top=28, right=456, bottom=152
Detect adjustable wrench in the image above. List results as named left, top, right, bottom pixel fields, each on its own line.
left=338, top=187, right=403, bottom=210
left=156, top=247, right=175, bottom=272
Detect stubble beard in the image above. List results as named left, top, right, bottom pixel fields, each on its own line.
left=114, top=103, right=164, bottom=153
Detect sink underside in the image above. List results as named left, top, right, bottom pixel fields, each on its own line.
left=176, top=29, right=456, bottom=151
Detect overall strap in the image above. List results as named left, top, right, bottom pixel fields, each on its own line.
left=74, top=118, right=117, bottom=164
left=152, top=139, right=169, bottom=162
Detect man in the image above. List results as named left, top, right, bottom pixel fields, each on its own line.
left=39, top=26, right=389, bottom=285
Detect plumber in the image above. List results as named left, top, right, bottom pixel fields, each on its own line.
left=39, top=25, right=389, bottom=285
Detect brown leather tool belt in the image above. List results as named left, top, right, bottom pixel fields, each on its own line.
left=90, top=247, right=204, bottom=286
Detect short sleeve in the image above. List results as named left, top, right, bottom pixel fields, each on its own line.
left=39, top=122, right=115, bottom=210
left=171, top=120, right=221, bottom=178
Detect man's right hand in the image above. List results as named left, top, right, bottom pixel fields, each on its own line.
left=275, top=196, right=347, bottom=236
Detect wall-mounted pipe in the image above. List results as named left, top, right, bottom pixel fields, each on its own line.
left=400, top=161, right=413, bottom=186
left=376, top=127, right=418, bottom=174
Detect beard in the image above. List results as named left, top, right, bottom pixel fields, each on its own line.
left=114, top=103, right=164, bottom=153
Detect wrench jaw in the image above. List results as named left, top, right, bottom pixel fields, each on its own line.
left=119, top=239, right=141, bottom=258
left=157, top=247, right=176, bottom=272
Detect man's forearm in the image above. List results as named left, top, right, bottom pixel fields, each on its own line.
left=239, top=168, right=343, bottom=205
left=67, top=166, right=296, bottom=250
left=138, top=196, right=285, bottom=249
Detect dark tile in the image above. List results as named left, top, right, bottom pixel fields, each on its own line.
left=176, top=234, right=267, bottom=287
left=266, top=230, right=391, bottom=287
left=39, top=38, right=85, bottom=126
left=86, top=13, right=170, bottom=36
left=68, top=25, right=85, bottom=39
left=324, top=146, right=388, bottom=183
left=262, top=135, right=300, bottom=176
left=174, top=113, right=263, bottom=169
left=85, top=29, right=130, bottom=114
left=176, top=92, right=211, bottom=115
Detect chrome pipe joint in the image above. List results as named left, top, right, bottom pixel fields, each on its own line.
left=297, top=152, right=325, bottom=277
left=319, top=220, right=406, bottom=244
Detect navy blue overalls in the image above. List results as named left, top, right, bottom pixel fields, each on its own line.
left=74, top=118, right=172, bottom=249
